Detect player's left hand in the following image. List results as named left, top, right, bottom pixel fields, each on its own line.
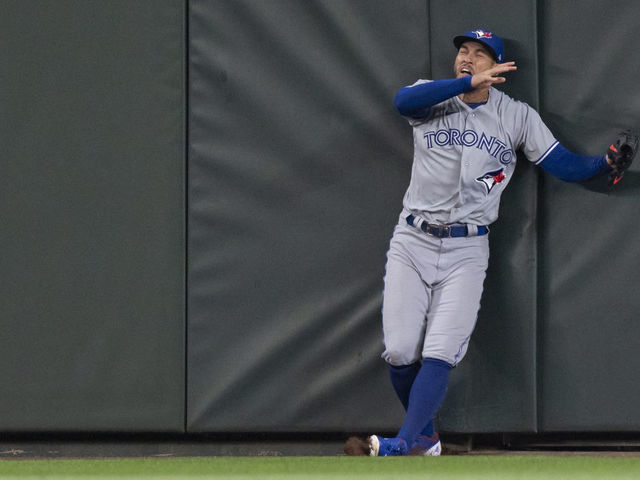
left=607, top=129, right=639, bottom=185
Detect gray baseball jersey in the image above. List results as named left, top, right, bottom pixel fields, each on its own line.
left=382, top=81, right=557, bottom=367
left=402, top=80, right=557, bottom=226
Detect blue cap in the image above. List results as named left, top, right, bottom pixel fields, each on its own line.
left=453, top=29, right=504, bottom=63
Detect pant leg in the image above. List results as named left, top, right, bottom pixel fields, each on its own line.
left=422, top=235, right=489, bottom=366
left=381, top=225, right=437, bottom=366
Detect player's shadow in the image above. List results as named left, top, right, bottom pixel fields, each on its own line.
left=580, top=170, right=640, bottom=196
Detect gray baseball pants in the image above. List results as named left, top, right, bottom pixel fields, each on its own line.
left=381, top=218, right=490, bottom=367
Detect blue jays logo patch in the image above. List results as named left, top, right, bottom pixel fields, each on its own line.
left=476, top=168, right=505, bottom=193
left=472, top=29, right=493, bottom=39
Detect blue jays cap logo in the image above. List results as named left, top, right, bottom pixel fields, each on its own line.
left=476, top=168, right=505, bottom=193
left=472, top=29, right=493, bottom=39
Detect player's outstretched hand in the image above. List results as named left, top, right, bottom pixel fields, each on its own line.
left=471, top=62, right=517, bottom=89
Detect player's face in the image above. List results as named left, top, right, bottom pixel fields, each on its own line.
left=454, top=41, right=496, bottom=78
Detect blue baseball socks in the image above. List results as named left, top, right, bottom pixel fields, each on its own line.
left=387, top=358, right=452, bottom=452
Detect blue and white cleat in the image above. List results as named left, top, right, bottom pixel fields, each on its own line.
left=368, top=435, right=409, bottom=456
left=411, top=433, right=442, bottom=456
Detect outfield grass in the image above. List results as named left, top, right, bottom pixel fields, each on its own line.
left=1, top=455, right=640, bottom=479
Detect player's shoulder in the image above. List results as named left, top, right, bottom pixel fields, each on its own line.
left=408, top=78, right=433, bottom=87
left=491, top=88, right=537, bottom=116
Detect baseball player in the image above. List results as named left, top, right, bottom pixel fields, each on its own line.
left=344, top=28, right=635, bottom=457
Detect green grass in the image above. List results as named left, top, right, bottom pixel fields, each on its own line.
left=1, top=456, right=640, bottom=479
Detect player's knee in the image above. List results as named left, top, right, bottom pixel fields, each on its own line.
left=382, top=348, right=421, bottom=367
left=422, top=338, right=471, bottom=367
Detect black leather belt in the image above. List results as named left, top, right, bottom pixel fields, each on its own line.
left=406, top=215, right=488, bottom=238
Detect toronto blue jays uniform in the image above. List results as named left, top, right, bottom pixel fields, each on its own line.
left=383, top=80, right=556, bottom=368
left=362, top=28, right=610, bottom=457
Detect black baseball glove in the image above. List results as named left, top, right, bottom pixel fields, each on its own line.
left=608, top=130, right=639, bottom=185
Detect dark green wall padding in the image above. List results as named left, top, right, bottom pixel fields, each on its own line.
left=2, top=0, right=638, bottom=434
left=0, top=0, right=186, bottom=431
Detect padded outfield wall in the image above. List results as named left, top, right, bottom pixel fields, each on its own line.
left=1, top=0, right=639, bottom=434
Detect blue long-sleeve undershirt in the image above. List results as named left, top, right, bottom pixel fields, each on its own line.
left=538, top=143, right=610, bottom=182
left=393, top=76, right=474, bottom=118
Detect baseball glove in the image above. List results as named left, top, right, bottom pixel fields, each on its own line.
left=608, top=129, right=639, bottom=185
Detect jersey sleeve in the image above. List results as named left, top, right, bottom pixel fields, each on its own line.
left=515, top=104, right=558, bottom=163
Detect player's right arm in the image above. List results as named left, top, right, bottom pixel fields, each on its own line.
left=393, top=77, right=474, bottom=119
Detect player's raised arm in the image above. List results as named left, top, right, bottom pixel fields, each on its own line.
left=393, top=77, right=474, bottom=118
